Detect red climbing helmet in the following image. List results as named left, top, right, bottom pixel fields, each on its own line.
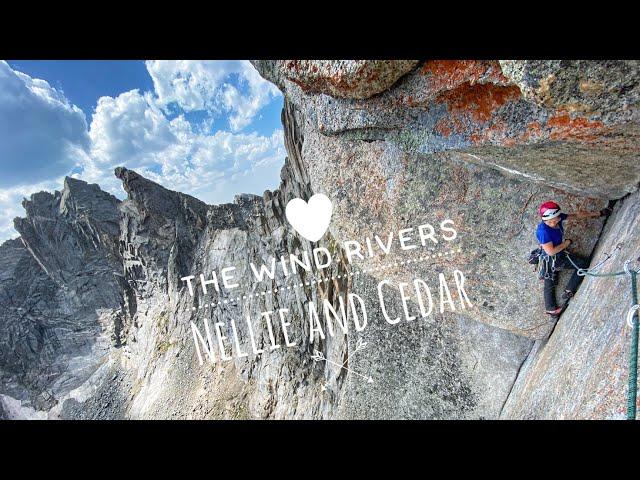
left=539, top=201, right=561, bottom=220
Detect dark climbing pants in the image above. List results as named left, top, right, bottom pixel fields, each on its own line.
left=543, top=251, right=590, bottom=311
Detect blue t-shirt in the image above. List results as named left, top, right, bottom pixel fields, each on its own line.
left=536, top=213, right=568, bottom=247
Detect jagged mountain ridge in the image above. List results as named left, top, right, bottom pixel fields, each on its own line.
left=0, top=177, right=124, bottom=416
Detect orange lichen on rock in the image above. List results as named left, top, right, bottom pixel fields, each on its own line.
left=449, top=115, right=466, bottom=135
left=421, top=60, right=511, bottom=95
left=468, top=121, right=511, bottom=145
left=520, top=121, right=543, bottom=142
left=437, top=83, right=522, bottom=124
left=546, top=111, right=605, bottom=141
left=422, top=60, right=489, bottom=85
left=435, top=118, right=453, bottom=137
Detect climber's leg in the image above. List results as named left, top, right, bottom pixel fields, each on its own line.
left=543, top=276, right=558, bottom=312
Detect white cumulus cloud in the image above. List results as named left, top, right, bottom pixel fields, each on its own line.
left=0, top=61, right=285, bottom=243
left=0, top=60, right=90, bottom=189
left=83, top=88, right=285, bottom=202
left=145, top=60, right=281, bottom=131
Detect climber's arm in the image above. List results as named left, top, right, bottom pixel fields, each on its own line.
left=541, top=240, right=571, bottom=256
left=565, top=208, right=612, bottom=219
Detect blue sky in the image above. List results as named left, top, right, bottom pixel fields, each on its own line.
left=0, top=60, right=285, bottom=242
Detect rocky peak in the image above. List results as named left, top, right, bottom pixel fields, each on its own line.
left=1, top=177, right=126, bottom=417
left=20, top=190, right=61, bottom=219
left=115, top=167, right=208, bottom=221
left=59, top=176, right=121, bottom=227
left=13, top=175, right=122, bottom=284
left=116, top=166, right=231, bottom=284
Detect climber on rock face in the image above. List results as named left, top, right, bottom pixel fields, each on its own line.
left=536, top=201, right=611, bottom=317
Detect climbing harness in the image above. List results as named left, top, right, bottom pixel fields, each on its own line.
left=535, top=250, right=557, bottom=281
left=527, top=247, right=542, bottom=265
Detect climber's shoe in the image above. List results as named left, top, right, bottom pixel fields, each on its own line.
left=545, top=306, right=563, bottom=317
left=562, top=290, right=575, bottom=302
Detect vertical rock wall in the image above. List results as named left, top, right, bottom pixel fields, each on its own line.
left=501, top=189, right=640, bottom=419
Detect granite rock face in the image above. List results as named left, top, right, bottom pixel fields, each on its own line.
left=70, top=104, right=531, bottom=420
left=0, top=178, right=124, bottom=417
left=292, top=115, right=607, bottom=339
left=1, top=60, right=639, bottom=419
left=254, top=61, right=615, bottom=339
left=253, top=60, right=419, bottom=99
left=254, top=60, right=640, bottom=199
left=498, top=60, right=639, bottom=122
left=501, top=189, right=640, bottom=419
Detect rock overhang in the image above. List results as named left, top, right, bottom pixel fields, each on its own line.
left=253, top=60, right=640, bottom=200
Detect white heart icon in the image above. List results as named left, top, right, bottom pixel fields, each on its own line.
left=285, top=194, right=333, bottom=242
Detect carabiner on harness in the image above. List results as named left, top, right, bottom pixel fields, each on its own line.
left=538, top=252, right=557, bottom=281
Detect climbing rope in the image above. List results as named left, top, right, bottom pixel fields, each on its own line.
left=625, top=262, right=639, bottom=420
left=564, top=251, right=640, bottom=420
left=564, top=244, right=623, bottom=277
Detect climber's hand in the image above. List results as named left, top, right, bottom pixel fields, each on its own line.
left=599, top=207, right=613, bottom=217
left=564, top=239, right=572, bottom=248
